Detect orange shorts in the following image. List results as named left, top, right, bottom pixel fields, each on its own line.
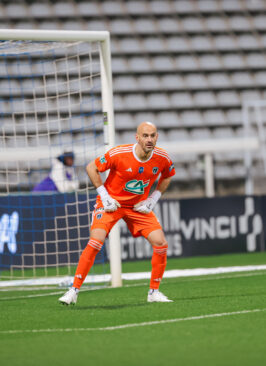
left=90, top=202, right=162, bottom=238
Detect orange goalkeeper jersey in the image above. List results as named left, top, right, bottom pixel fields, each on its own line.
left=94, top=143, right=175, bottom=207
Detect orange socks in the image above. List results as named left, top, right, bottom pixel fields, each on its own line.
left=73, top=238, right=103, bottom=289
left=73, top=241, right=167, bottom=290
left=150, top=245, right=168, bottom=290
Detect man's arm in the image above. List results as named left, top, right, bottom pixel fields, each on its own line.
left=133, top=176, right=172, bottom=214
left=86, top=161, right=103, bottom=188
left=86, top=160, right=120, bottom=212
left=156, top=176, right=172, bottom=194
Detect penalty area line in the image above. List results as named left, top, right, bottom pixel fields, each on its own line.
left=1, top=308, right=266, bottom=334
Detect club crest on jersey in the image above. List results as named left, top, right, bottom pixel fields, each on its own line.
left=99, top=155, right=106, bottom=164
left=96, top=213, right=103, bottom=219
left=138, top=167, right=144, bottom=174
left=124, top=179, right=150, bottom=195
left=152, top=167, right=158, bottom=174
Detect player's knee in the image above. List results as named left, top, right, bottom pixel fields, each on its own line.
left=148, top=229, right=168, bottom=247
left=153, top=239, right=168, bottom=248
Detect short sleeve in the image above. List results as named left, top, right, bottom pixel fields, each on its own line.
left=94, top=150, right=114, bottom=172
left=161, top=160, right=176, bottom=179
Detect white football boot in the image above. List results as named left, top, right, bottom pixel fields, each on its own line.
left=58, top=288, right=78, bottom=305
left=147, top=289, right=173, bottom=303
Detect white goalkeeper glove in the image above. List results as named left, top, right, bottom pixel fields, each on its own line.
left=133, top=190, right=161, bottom=214
left=96, top=185, right=121, bottom=212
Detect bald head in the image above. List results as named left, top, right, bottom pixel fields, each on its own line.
left=135, top=121, right=158, bottom=157
left=137, top=121, right=157, bottom=135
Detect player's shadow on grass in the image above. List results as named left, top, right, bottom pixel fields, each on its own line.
left=66, top=302, right=148, bottom=311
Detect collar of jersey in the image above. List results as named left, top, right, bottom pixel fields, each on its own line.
left=133, top=143, right=154, bottom=163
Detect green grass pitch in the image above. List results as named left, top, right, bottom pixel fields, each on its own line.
left=1, top=252, right=266, bottom=366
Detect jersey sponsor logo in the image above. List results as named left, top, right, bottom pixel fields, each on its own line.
left=152, top=167, right=158, bottom=174
left=124, top=179, right=150, bottom=195
left=99, top=155, right=106, bottom=164
left=138, top=167, right=144, bottom=173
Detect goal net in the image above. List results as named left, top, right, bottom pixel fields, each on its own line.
left=0, top=30, right=121, bottom=288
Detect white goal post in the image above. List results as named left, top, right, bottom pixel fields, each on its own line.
left=0, top=29, right=122, bottom=288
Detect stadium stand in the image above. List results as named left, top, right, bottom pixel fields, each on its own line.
left=1, top=0, right=266, bottom=196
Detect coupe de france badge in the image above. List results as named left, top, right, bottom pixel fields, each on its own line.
left=169, top=163, right=174, bottom=172
left=139, top=167, right=144, bottom=173
left=100, top=156, right=106, bottom=164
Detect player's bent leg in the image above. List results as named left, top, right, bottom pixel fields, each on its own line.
left=72, top=236, right=105, bottom=289
left=147, top=229, right=167, bottom=247
left=146, top=229, right=173, bottom=303
left=89, top=228, right=108, bottom=243
left=59, top=229, right=107, bottom=306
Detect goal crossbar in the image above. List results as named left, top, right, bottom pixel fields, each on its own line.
left=0, top=29, right=109, bottom=43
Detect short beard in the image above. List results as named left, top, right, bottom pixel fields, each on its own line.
left=143, top=145, right=154, bottom=154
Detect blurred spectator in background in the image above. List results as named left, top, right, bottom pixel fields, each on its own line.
left=33, top=151, right=79, bottom=193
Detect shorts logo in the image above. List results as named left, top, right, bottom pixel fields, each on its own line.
left=152, top=167, right=158, bottom=174
left=100, top=155, right=106, bottom=164
left=96, top=213, right=103, bottom=219
left=96, top=207, right=104, bottom=212
left=124, top=179, right=150, bottom=195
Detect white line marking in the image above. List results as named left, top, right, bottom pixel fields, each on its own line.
left=0, top=291, right=66, bottom=301
left=0, top=288, right=95, bottom=301
left=160, top=265, right=266, bottom=280
left=188, top=271, right=266, bottom=282
left=1, top=308, right=265, bottom=334
left=1, top=264, right=266, bottom=287
left=1, top=270, right=266, bottom=301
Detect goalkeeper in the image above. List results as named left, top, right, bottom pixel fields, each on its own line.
left=59, top=121, right=176, bottom=304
